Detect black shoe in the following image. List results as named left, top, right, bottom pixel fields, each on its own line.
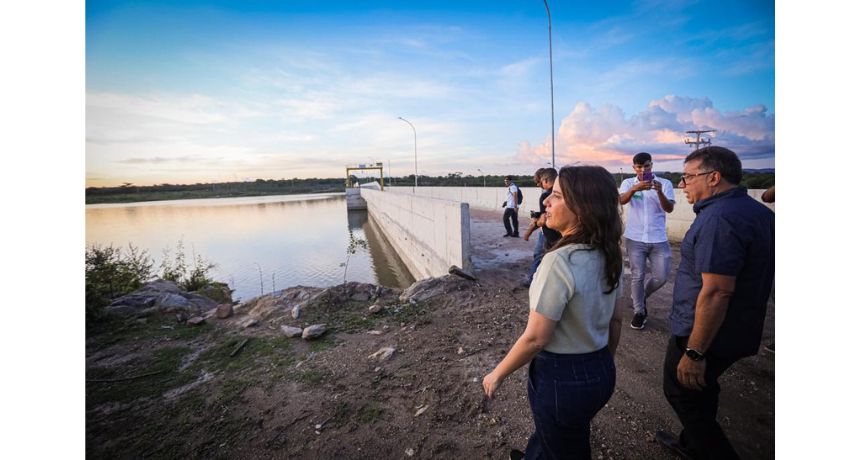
left=503, top=233, right=512, bottom=237
left=631, top=313, right=647, bottom=330
left=655, top=431, right=695, bottom=460
left=512, top=233, right=520, bottom=238
left=509, top=449, right=525, bottom=460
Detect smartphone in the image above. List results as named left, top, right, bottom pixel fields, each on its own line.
left=642, top=172, right=654, bottom=182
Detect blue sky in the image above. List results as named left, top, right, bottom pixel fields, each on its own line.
left=86, top=0, right=775, bottom=186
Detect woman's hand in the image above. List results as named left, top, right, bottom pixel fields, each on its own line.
left=482, top=371, right=504, bottom=399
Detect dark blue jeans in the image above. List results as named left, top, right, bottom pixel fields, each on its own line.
left=527, top=231, right=547, bottom=283
left=526, top=347, right=616, bottom=459
left=663, top=336, right=741, bottom=459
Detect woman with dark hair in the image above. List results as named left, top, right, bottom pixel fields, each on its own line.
left=483, top=165, right=625, bottom=459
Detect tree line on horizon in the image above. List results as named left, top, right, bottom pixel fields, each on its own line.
left=86, top=171, right=774, bottom=204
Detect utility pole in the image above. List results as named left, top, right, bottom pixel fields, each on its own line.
left=684, top=130, right=715, bottom=150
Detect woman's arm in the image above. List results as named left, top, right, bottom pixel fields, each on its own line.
left=483, top=310, right=556, bottom=399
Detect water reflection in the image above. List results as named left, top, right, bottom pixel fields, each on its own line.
left=347, top=210, right=415, bottom=288
left=86, top=194, right=414, bottom=301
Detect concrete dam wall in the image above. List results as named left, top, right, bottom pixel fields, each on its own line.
left=360, top=188, right=471, bottom=280
left=386, top=185, right=774, bottom=243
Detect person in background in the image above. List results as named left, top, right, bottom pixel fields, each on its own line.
left=618, top=152, right=675, bottom=330
left=523, top=168, right=561, bottom=287
left=502, top=175, right=520, bottom=238
left=762, top=185, right=774, bottom=204
left=522, top=168, right=546, bottom=243
left=655, top=146, right=774, bottom=460
left=761, top=184, right=775, bottom=354
left=483, top=165, right=625, bottom=459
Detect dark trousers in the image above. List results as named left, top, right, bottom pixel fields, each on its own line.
left=525, top=348, right=616, bottom=459
left=503, top=208, right=519, bottom=236
left=663, top=336, right=741, bottom=460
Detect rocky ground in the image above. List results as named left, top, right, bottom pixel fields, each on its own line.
left=86, top=209, right=774, bottom=459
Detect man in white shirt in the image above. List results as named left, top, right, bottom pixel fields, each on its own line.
left=619, top=152, right=675, bottom=330
left=502, top=175, right=520, bottom=238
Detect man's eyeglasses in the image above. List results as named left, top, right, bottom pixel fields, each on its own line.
left=679, top=170, right=714, bottom=185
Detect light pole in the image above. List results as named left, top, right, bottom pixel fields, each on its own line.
left=398, top=116, right=418, bottom=193
left=477, top=168, right=486, bottom=187
left=542, top=0, right=556, bottom=169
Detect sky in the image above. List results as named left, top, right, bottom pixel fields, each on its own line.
left=85, top=0, right=775, bottom=187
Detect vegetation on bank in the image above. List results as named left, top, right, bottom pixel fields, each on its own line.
left=86, top=241, right=220, bottom=318
left=86, top=172, right=775, bottom=204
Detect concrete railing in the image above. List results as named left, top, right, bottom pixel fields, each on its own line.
left=387, top=185, right=774, bottom=243
left=360, top=188, right=471, bottom=280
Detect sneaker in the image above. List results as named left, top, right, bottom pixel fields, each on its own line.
left=655, top=430, right=695, bottom=460
left=512, top=233, right=520, bottom=238
left=630, top=313, right=647, bottom=330
left=503, top=233, right=512, bottom=237
left=764, top=342, right=774, bottom=353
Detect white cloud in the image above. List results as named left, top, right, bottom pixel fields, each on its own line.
left=516, top=95, right=775, bottom=170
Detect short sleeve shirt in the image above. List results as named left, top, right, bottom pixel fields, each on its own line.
left=619, top=176, right=675, bottom=243
left=506, top=184, right=519, bottom=209
left=529, top=244, right=621, bottom=354
left=670, top=187, right=775, bottom=358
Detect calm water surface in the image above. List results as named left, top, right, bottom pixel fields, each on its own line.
left=86, top=193, right=414, bottom=301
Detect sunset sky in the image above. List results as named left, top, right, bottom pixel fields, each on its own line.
left=86, top=0, right=775, bottom=187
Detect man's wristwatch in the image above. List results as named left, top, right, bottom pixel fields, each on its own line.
left=684, top=348, right=706, bottom=361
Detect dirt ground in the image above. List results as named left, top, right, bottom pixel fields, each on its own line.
left=86, top=209, right=774, bottom=459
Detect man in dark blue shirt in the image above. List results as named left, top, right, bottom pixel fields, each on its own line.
left=656, top=147, right=775, bottom=460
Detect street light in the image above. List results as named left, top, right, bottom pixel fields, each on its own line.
left=477, top=168, right=486, bottom=187
left=397, top=116, right=418, bottom=193
left=542, top=0, right=556, bottom=169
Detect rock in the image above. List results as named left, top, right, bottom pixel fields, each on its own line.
left=280, top=325, right=303, bottom=338
left=367, top=330, right=383, bottom=335
left=187, top=316, right=205, bottom=326
left=368, top=347, right=396, bottom=362
left=242, top=318, right=259, bottom=328
left=457, top=347, right=464, bottom=355
left=302, top=324, right=327, bottom=339
left=215, top=303, right=233, bottom=319
left=351, top=290, right=371, bottom=301
left=105, top=279, right=219, bottom=316
left=291, top=305, right=301, bottom=319
left=405, top=448, right=415, bottom=457
left=368, top=304, right=383, bottom=314
left=175, top=313, right=188, bottom=323
left=414, top=404, right=429, bottom=417
left=448, top=265, right=477, bottom=281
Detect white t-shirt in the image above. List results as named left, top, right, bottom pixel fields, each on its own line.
left=619, top=176, right=675, bottom=243
left=506, top=184, right=519, bottom=209
left=529, top=244, right=621, bottom=354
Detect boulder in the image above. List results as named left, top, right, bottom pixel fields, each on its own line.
left=302, top=324, right=327, bottom=340
left=280, top=325, right=303, bottom=338
left=291, top=305, right=301, bottom=319
left=242, top=318, right=259, bottom=328
left=186, top=316, right=205, bottom=326
left=368, top=347, right=396, bottom=362
left=399, top=275, right=472, bottom=303
left=368, top=304, right=383, bottom=314
left=105, top=279, right=219, bottom=316
left=215, top=304, right=233, bottom=319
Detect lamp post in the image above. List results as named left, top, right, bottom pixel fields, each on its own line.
left=398, top=116, right=418, bottom=193
left=477, top=168, right=486, bottom=187
left=542, top=0, right=556, bottom=169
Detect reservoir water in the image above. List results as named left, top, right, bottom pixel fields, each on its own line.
left=85, top=193, right=415, bottom=301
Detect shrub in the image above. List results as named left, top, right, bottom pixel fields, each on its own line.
left=159, top=239, right=218, bottom=292
left=85, top=244, right=154, bottom=316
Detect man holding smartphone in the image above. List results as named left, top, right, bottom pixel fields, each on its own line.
left=619, top=152, right=675, bottom=330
